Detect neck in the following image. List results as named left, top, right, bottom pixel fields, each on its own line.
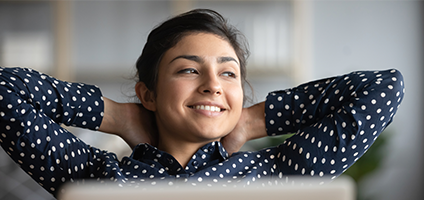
left=157, top=137, right=215, bottom=168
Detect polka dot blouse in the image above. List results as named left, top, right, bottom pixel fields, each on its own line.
left=0, top=67, right=404, bottom=197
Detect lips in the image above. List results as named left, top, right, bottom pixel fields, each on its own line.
left=187, top=103, right=226, bottom=112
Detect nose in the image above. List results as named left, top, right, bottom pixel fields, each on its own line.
left=198, top=72, right=222, bottom=96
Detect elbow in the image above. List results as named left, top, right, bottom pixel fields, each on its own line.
left=387, top=69, right=405, bottom=104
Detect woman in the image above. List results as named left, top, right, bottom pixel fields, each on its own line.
left=0, top=9, right=404, bottom=197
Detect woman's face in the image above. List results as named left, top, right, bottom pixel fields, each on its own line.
left=153, top=33, right=243, bottom=145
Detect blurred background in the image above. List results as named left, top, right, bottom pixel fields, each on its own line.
left=0, top=0, right=422, bottom=200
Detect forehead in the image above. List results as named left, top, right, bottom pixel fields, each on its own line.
left=163, top=33, right=238, bottom=61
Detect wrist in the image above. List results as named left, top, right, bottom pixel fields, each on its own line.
left=99, top=97, right=123, bottom=135
left=245, top=102, right=267, bottom=141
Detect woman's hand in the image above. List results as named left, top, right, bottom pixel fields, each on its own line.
left=99, top=97, right=157, bottom=149
left=220, top=102, right=267, bottom=155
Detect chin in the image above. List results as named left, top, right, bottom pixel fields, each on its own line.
left=180, top=123, right=234, bottom=142
left=196, top=131, right=230, bottom=142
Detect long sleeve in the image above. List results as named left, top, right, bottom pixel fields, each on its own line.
left=264, top=69, right=404, bottom=178
left=0, top=67, right=406, bottom=196
left=0, top=67, right=118, bottom=196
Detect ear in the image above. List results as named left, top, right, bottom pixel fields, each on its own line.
left=135, top=82, right=157, bottom=112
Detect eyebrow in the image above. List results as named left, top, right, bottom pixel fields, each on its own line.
left=170, top=55, right=239, bottom=65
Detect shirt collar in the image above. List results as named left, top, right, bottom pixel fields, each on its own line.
left=130, top=141, right=229, bottom=175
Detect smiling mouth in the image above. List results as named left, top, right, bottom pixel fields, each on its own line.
left=188, top=105, right=226, bottom=112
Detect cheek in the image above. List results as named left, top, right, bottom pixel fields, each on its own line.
left=156, top=79, right=194, bottom=104
left=227, top=84, right=244, bottom=111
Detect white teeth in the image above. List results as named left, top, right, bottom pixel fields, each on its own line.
left=194, top=105, right=221, bottom=112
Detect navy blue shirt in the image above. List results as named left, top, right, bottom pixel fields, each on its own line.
left=0, top=67, right=404, bottom=197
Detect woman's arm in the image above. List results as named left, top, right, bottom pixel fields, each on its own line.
left=99, top=97, right=157, bottom=149
left=267, top=69, right=404, bottom=178
left=0, top=67, right=120, bottom=196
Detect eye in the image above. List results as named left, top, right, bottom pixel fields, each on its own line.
left=178, top=68, right=199, bottom=74
left=221, top=71, right=237, bottom=78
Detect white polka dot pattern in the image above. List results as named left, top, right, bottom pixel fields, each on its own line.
left=0, top=67, right=104, bottom=196
left=265, top=69, right=404, bottom=178
left=0, top=67, right=404, bottom=197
